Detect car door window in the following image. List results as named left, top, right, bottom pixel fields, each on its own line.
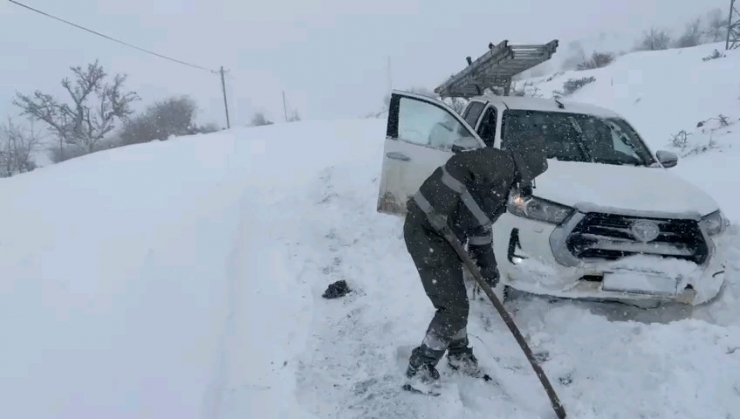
left=397, top=96, right=475, bottom=150
left=476, top=107, right=497, bottom=147
left=462, top=102, right=485, bottom=129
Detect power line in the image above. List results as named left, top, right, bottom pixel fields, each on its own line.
left=8, top=0, right=216, bottom=73
left=8, top=0, right=232, bottom=129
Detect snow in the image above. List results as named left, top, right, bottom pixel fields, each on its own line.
left=534, top=160, right=719, bottom=216
left=3, top=42, right=740, bottom=419
left=491, top=95, right=622, bottom=118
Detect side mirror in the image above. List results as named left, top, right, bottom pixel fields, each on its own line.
left=655, top=150, right=678, bottom=168
left=451, top=136, right=481, bottom=154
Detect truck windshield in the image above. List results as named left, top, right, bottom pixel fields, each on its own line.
left=502, top=109, right=656, bottom=166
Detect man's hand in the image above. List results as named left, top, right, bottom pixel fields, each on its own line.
left=479, top=264, right=500, bottom=288
left=519, top=185, right=533, bottom=200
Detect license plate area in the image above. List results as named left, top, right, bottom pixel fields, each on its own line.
left=601, top=270, right=678, bottom=296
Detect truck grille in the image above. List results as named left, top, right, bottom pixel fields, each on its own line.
left=565, top=212, right=708, bottom=264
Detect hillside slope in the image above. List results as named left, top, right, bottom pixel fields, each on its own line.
left=1, top=43, right=740, bottom=418
left=523, top=44, right=737, bottom=157
left=520, top=42, right=740, bottom=218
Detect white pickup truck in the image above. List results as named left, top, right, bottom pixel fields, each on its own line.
left=376, top=90, right=729, bottom=306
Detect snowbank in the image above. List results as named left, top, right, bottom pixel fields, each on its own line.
left=0, top=134, right=247, bottom=419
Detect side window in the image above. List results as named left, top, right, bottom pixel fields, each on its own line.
left=396, top=96, right=474, bottom=150
left=476, top=107, right=497, bottom=147
left=462, top=102, right=485, bottom=128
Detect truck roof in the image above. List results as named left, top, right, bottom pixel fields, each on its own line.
left=469, top=94, right=622, bottom=119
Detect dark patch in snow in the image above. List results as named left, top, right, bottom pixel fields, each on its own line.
left=323, top=280, right=351, bottom=299
left=558, top=373, right=573, bottom=386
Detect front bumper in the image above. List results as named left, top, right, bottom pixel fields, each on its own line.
left=493, top=212, right=729, bottom=306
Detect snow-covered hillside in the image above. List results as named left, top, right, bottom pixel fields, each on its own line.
left=519, top=43, right=740, bottom=217
left=2, top=43, right=740, bottom=418
left=521, top=44, right=737, bottom=163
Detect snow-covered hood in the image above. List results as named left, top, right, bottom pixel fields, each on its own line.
left=532, top=160, right=719, bottom=217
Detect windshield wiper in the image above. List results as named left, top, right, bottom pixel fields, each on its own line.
left=605, top=120, right=647, bottom=165
left=566, top=117, right=593, bottom=162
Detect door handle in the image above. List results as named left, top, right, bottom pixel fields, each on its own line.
left=386, top=151, right=411, bottom=161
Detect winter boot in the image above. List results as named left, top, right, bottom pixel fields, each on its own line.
left=447, top=346, right=491, bottom=381
left=405, top=345, right=442, bottom=392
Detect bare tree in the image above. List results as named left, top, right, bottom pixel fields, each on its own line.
left=0, top=118, right=39, bottom=177
left=14, top=61, right=138, bottom=155
left=120, top=96, right=204, bottom=145
left=251, top=112, right=273, bottom=126
left=576, top=51, right=615, bottom=70
left=636, top=28, right=672, bottom=51
left=706, top=8, right=729, bottom=42
left=561, top=76, right=596, bottom=96
left=119, top=117, right=155, bottom=146
left=675, top=18, right=703, bottom=48
left=148, top=96, right=198, bottom=136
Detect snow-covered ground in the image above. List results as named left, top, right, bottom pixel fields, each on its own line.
left=2, top=43, right=740, bottom=418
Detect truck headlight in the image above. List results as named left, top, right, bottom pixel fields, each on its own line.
left=507, top=193, right=574, bottom=225
left=700, top=210, right=727, bottom=236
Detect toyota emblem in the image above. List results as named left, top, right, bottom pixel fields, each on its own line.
left=630, top=220, right=660, bottom=243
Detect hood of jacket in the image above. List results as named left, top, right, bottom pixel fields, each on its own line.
left=506, top=130, right=549, bottom=188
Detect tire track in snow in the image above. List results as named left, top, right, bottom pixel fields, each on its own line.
left=200, top=188, right=248, bottom=419
left=204, top=186, right=317, bottom=419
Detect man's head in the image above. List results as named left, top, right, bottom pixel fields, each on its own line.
left=506, top=129, right=549, bottom=190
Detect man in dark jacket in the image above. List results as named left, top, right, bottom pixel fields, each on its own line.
left=403, top=131, right=548, bottom=387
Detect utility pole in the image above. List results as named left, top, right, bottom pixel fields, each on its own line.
left=282, top=91, right=288, bottom=122
left=727, top=0, right=740, bottom=50
left=219, top=66, right=231, bottom=129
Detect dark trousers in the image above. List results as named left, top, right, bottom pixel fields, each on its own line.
left=403, top=210, right=470, bottom=367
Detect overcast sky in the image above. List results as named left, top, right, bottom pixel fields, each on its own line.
left=0, top=0, right=729, bottom=128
